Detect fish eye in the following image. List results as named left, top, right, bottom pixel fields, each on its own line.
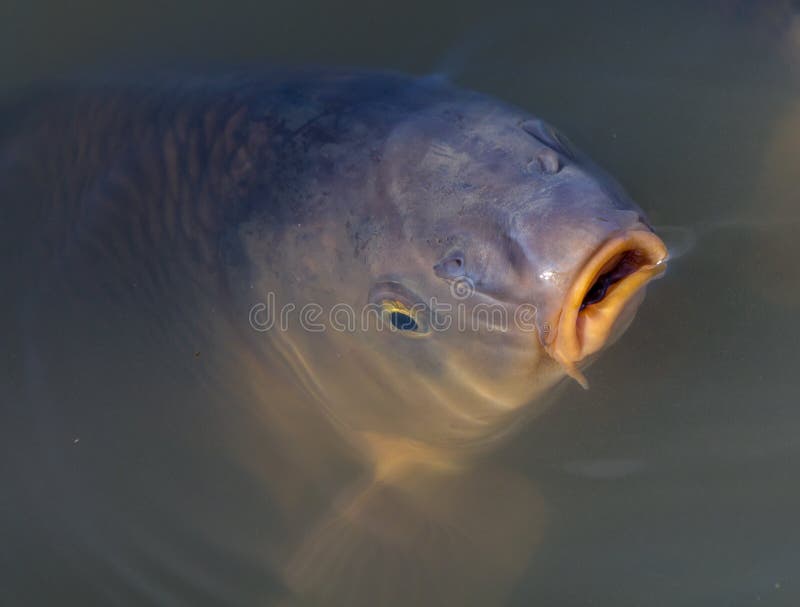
left=389, top=310, right=418, bottom=331
left=379, top=298, right=428, bottom=335
left=368, top=281, right=430, bottom=336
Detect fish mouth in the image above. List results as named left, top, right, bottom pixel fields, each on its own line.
left=546, top=230, right=668, bottom=387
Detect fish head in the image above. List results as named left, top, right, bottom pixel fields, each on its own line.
left=359, top=95, right=667, bottom=393
left=243, top=81, right=667, bottom=450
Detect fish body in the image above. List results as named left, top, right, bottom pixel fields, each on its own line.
left=1, top=70, right=667, bottom=605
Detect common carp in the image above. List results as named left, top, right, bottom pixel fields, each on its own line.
left=1, top=70, right=667, bottom=605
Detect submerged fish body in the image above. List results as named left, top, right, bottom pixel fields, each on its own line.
left=2, top=70, right=667, bottom=605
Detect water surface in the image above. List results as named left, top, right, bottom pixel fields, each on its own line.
left=2, top=1, right=799, bottom=605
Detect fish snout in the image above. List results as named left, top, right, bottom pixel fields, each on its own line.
left=544, top=228, right=668, bottom=387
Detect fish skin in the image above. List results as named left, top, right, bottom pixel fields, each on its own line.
left=1, top=69, right=663, bottom=605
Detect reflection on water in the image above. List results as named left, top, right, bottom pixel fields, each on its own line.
left=2, top=1, right=800, bottom=605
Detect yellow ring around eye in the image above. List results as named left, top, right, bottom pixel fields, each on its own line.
left=380, top=299, right=413, bottom=317
left=380, top=299, right=428, bottom=334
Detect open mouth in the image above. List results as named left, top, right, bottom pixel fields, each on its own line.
left=546, top=230, right=668, bottom=387
left=579, top=250, right=646, bottom=310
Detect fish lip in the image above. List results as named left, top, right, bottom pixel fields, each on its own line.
left=545, top=229, right=668, bottom=387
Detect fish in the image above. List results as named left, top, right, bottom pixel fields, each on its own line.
left=1, top=69, right=667, bottom=605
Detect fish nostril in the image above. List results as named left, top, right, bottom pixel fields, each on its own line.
left=536, top=149, right=561, bottom=175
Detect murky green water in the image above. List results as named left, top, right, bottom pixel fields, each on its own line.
left=2, top=1, right=799, bottom=605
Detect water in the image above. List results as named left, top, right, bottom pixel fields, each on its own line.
left=2, top=1, right=799, bottom=605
